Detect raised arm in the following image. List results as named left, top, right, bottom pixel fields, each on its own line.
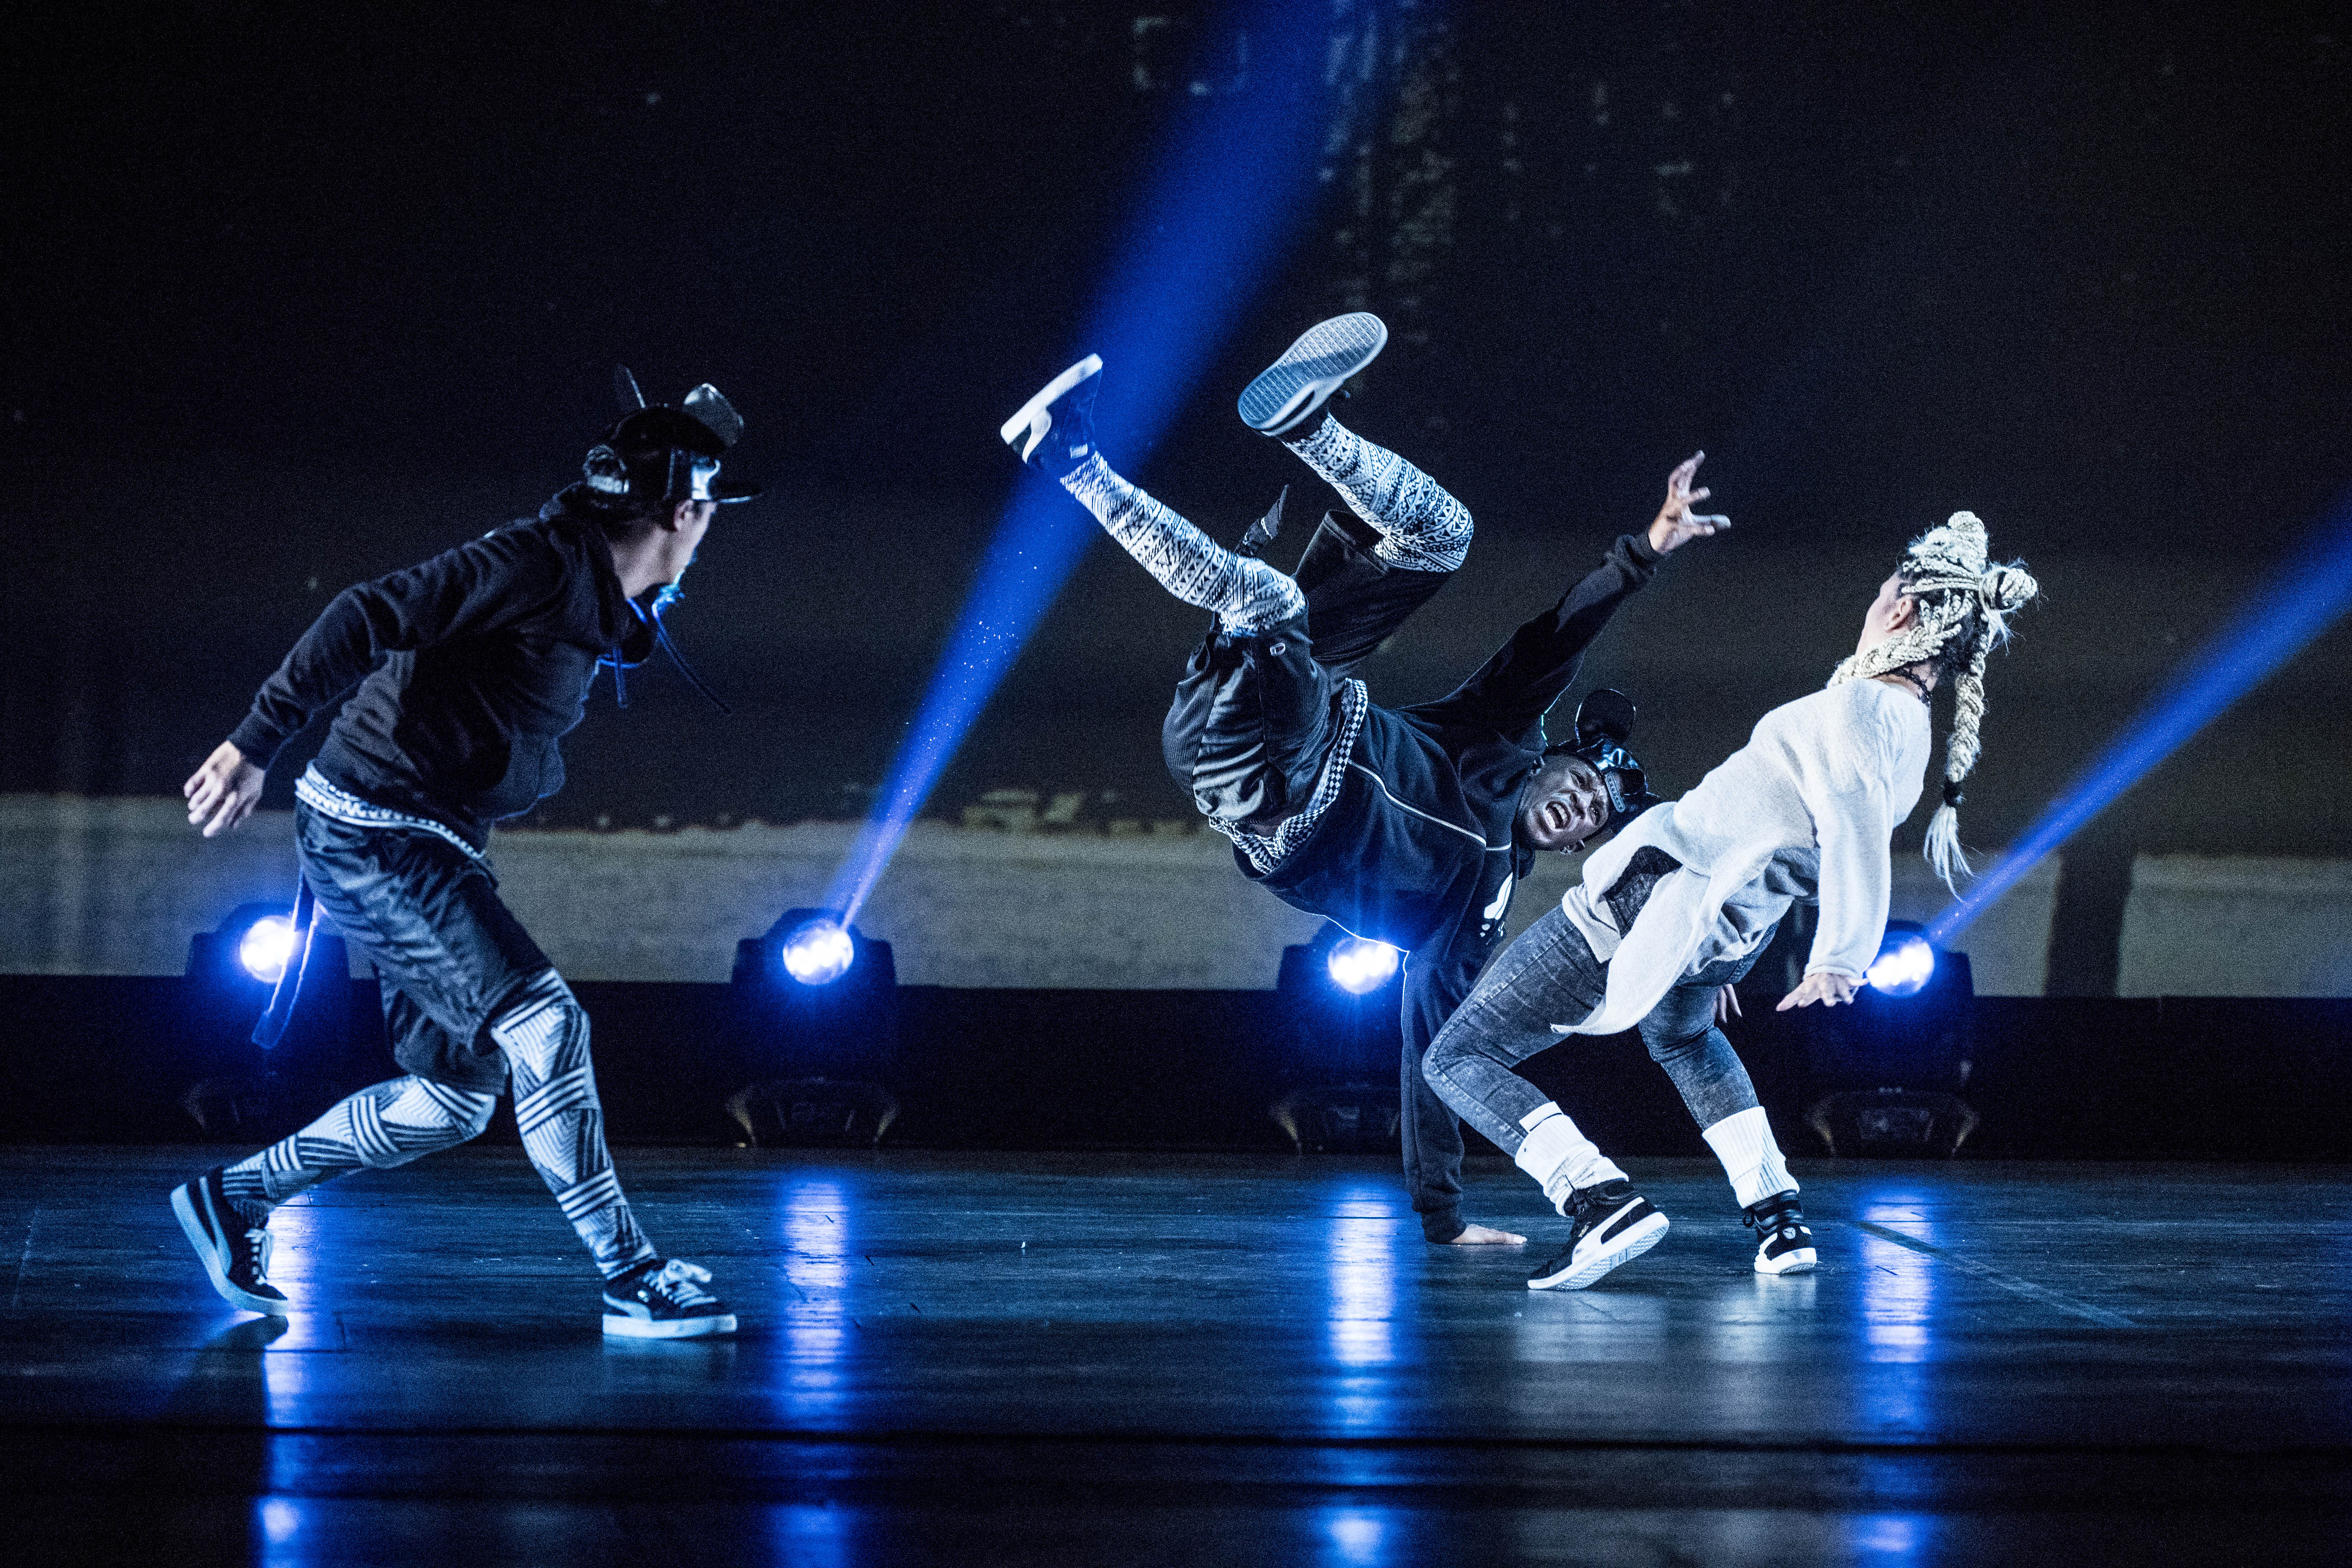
left=185, top=528, right=565, bottom=836
left=1418, top=453, right=1727, bottom=735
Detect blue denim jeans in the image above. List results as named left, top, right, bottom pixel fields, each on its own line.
left=1422, top=903, right=1768, bottom=1154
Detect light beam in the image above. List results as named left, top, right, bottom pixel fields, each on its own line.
left=1930, top=493, right=2352, bottom=944
left=824, top=1, right=1379, bottom=923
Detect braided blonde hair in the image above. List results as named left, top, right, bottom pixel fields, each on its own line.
left=1827, top=512, right=2038, bottom=891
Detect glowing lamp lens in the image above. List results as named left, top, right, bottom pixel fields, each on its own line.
left=1326, top=937, right=1402, bottom=995
left=1865, top=934, right=1937, bottom=997
left=238, top=915, right=299, bottom=984
left=781, top=919, right=856, bottom=985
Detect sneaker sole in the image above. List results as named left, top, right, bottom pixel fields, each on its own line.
left=999, top=354, right=1103, bottom=459
left=1237, top=313, right=1388, bottom=436
left=602, top=1312, right=739, bottom=1339
left=1528, top=1211, right=1670, bottom=1291
left=1756, top=1246, right=1817, bottom=1276
left=169, top=1183, right=289, bottom=1317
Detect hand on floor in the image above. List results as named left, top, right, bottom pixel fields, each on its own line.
left=1444, top=1223, right=1528, bottom=1245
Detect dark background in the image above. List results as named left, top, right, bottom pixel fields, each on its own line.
left=7, top=0, right=2349, bottom=862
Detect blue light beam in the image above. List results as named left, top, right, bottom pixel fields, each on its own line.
left=1930, top=491, right=2352, bottom=944
left=824, top=2, right=1369, bottom=923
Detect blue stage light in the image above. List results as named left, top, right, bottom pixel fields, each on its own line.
left=237, top=915, right=299, bottom=985
left=1932, top=491, right=2352, bottom=944
left=1865, top=932, right=1937, bottom=997
left=821, top=0, right=1369, bottom=926
left=1326, top=937, right=1402, bottom=996
left=781, top=918, right=857, bottom=987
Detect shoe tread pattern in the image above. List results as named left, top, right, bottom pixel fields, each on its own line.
left=1237, top=313, right=1387, bottom=431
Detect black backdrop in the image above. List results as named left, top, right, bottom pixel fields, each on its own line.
left=7, top=1, right=2350, bottom=862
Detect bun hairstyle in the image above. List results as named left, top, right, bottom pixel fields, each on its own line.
left=1827, top=512, right=2038, bottom=891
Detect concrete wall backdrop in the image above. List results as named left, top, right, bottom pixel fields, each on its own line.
left=0, top=793, right=2167, bottom=997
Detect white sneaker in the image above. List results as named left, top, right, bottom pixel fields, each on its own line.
left=1528, top=1181, right=1669, bottom=1291
left=999, top=354, right=1103, bottom=472
left=1236, top=313, right=1388, bottom=436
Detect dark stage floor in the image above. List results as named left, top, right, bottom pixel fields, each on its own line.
left=1, top=1147, right=2346, bottom=1565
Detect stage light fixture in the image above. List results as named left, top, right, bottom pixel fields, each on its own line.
left=1865, top=931, right=1936, bottom=997
left=1271, top=923, right=1406, bottom=1152
left=730, top=908, right=901, bottom=1145
left=781, top=918, right=856, bottom=987
left=186, top=903, right=312, bottom=988
left=1779, top=919, right=1980, bottom=1157
left=1326, top=937, right=1402, bottom=996
left=179, top=901, right=357, bottom=1137
left=237, top=915, right=299, bottom=985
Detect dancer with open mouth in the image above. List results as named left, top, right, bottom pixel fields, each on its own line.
left=1420, top=513, right=2037, bottom=1289
left=1003, top=316, right=1726, bottom=1247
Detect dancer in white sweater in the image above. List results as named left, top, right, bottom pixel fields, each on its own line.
left=1423, top=513, right=2036, bottom=1290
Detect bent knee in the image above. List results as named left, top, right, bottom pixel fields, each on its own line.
left=369, top=1078, right=497, bottom=1162
left=486, top=970, right=588, bottom=1079
left=449, top=1094, right=496, bottom=1141
left=1219, top=558, right=1305, bottom=633
left=1642, top=1025, right=1715, bottom=1065
left=1421, top=1030, right=1470, bottom=1083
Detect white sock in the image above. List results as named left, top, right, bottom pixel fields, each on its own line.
left=1512, top=1102, right=1626, bottom=1215
left=1701, top=1106, right=1797, bottom=1210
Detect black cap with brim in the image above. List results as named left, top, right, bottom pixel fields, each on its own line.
left=1598, top=764, right=1662, bottom=836
left=587, top=375, right=762, bottom=505
left=1541, top=687, right=1660, bottom=840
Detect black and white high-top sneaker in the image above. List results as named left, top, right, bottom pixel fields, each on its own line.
left=999, top=354, right=1104, bottom=477
left=1745, top=1190, right=1816, bottom=1276
left=1527, top=1179, right=1670, bottom=1291
left=602, top=1258, right=738, bottom=1339
left=1236, top=312, right=1388, bottom=437
left=169, top=1168, right=289, bottom=1316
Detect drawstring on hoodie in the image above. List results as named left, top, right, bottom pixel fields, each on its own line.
left=602, top=593, right=730, bottom=716
left=650, top=603, right=732, bottom=715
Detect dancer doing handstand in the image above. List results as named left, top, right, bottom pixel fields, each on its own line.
left=1421, top=513, right=2037, bottom=1289
left=172, top=374, right=756, bottom=1337
left=1001, top=314, right=1726, bottom=1245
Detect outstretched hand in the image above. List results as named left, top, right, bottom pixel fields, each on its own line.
left=184, top=740, right=265, bottom=838
left=1647, top=451, right=1730, bottom=555
left=1776, top=970, right=1860, bottom=1012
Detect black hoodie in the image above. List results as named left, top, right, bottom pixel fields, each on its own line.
left=228, top=486, right=656, bottom=849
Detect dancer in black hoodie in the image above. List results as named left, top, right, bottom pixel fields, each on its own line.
left=1002, top=316, right=1726, bottom=1244
left=171, top=374, right=754, bottom=1338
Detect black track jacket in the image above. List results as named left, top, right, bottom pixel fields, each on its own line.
left=1249, top=531, right=1662, bottom=1030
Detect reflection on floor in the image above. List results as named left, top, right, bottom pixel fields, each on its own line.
left=1, top=1147, right=2346, bottom=1565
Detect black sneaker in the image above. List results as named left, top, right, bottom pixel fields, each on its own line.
left=999, top=354, right=1103, bottom=477
left=1745, top=1190, right=1817, bottom=1276
left=1236, top=312, right=1388, bottom=437
left=602, top=1258, right=738, bottom=1339
left=169, top=1168, right=289, bottom=1316
left=1527, top=1179, right=1669, bottom=1292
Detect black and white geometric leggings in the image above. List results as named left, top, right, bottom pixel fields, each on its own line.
left=1060, top=416, right=1474, bottom=634
left=218, top=970, right=656, bottom=1279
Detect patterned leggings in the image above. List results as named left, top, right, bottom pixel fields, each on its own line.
left=1060, top=418, right=1472, bottom=633
left=218, top=971, right=654, bottom=1279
